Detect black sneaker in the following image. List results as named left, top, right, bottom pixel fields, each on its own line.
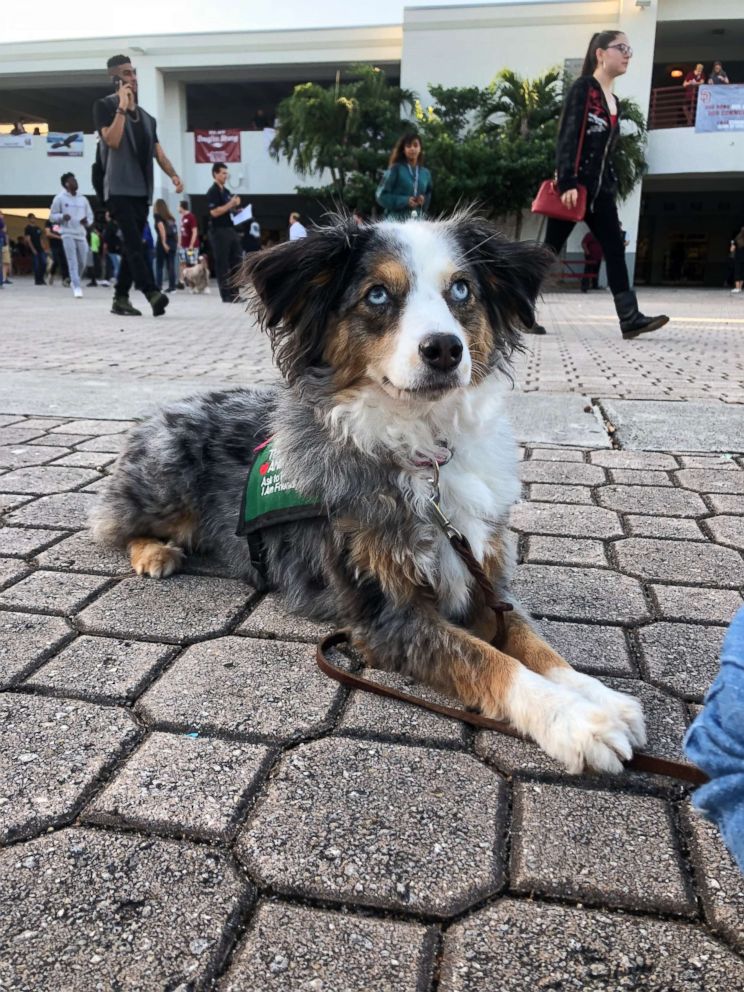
left=146, top=289, right=169, bottom=317
left=524, top=323, right=547, bottom=335
left=111, top=296, right=142, bottom=316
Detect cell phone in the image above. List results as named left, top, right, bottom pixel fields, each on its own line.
left=112, top=77, right=122, bottom=92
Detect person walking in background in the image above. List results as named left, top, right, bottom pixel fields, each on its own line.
left=730, top=227, right=744, bottom=294
left=153, top=199, right=178, bottom=292
left=242, top=220, right=262, bottom=255
left=0, top=210, right=10, bottom=284
left=207, top=163, right=242, bottom=303
left=87, top=223, right=108, bottom=287
left=44, top=218, right=69, bottom=286
left=708, top=61, right=729, bottom=85
left=683, top=63, right=705, bottom=125
left=178, top=199, right=200, bottom=286
left=93, top=54, right=183, bottom=317
left=580, top=230, right=603, bottom=292
left=531, top=30, right=668, bottom=339
left=24, top=214, right=47, bottom=286
left=376, top=132, right=432, bottom=221
left=102, top=210, right=122, bottom=283
left=288, top=212, right=307, bottom=240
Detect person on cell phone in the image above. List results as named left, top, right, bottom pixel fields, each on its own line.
left=93, top=55, right=184, bottom=317
left=207, top=163, right=243, bottom=303
left=530, top=31, right=668, bottom=339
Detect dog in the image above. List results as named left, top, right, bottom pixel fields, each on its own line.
left=91, top=214, right=645, bottom=773
left=182, top=254, right=210, bottom=294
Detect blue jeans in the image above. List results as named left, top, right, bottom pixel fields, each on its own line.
left=685, top=606, right=744, bottom=871
left=155, top=242, right=177, bottom=291
left=32, top=250, right=47, bottom=285
left=107, top=252, right=121, bottom=282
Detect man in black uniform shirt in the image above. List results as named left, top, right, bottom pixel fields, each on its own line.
left=93, top=55, right=184, bottom=317
left=207, top=163, right=243, bottom=303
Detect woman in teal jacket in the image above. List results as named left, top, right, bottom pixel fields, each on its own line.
left=376, top=132, right=433, bottom=221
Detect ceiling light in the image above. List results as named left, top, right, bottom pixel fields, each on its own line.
left=670, top=69, right=683, bottom=78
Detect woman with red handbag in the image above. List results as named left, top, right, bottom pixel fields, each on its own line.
left=530, top=30, right=668, bottom=339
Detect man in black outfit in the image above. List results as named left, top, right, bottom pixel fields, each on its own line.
left=93, top=55, right=184, bottom=317
left=207, top=164, right=243, bottom=302
left=24, top=215, right=47, bottom=285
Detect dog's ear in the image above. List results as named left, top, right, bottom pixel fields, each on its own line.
left=242, top=220, right=369, bottom=385
left=452, top=216, right=554, bottom=343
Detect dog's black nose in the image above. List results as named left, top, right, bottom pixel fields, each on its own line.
left=419, top=334, right=463, bottom=372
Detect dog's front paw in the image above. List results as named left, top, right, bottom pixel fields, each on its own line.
left=536, top=695, right=635, bottom=775
left=128, top=539, right=184, bottom=578
left=548, top=669, right=647, bottom=749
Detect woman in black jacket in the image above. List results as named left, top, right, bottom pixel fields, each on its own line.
left=531, top=30, right=668, bottom=339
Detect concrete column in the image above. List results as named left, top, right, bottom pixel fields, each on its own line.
left=616, top=0, right=660, bottom=286
left=129, top=57, right=185, bottom=206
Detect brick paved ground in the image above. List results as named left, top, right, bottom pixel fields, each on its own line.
left=0, top=278, right=743, bottom=990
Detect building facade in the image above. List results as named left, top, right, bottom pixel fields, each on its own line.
left=1, top=0, right=742, bottom=283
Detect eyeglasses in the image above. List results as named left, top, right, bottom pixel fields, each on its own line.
left=607, top=44, right=633, bottom=57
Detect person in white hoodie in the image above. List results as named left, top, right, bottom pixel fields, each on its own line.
left=49, top=173, right=94, bottom=298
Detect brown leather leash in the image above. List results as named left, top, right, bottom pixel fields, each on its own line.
left=316, top=463, right=708, bottom=786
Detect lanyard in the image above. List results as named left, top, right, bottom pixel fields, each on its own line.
left=407, top=164, right=419, bottom=198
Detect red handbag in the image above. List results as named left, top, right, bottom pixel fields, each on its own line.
left=531, top=91, right=590, bottom=223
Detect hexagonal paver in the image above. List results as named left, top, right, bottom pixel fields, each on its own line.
left=0, top=445, right=66, bottom=469
left=708, top=494, right=744, bottom=514
left=0, top=527, right=61, bottom=557
left=529, top=484, right=593, bottom=503
left=675, top=468, right=744, bottom=495
left=638, top=623, right=725, bottom=702
left=0, top=570, right=111, bottom=615
left=589, top=450, right=678, bottom=469
left=76, top=434, right=127, bottom=453
left=237, top=737, right=506, bottom=917
left=218, top=900, right=434, bottom=992
left=614, top=538, right=742, bottom=588
left=0, top=556, right=29, bottom=590
left=0, top=827, right=250, bottom=992
left=650, top=585, right=742, bottom=624
left=86, top=732, right=272, bottom=841
left=138, top=636, right=341, bottom=741
left=0, top=426, right=47, bottom=445
left=0, top=466, right=100, bottom=495
left=76, top=574, right=251, bottom=642
left=236, top=591, right=333, bottom=642
left=0, top=610, right=72, bottom=687
left=528, top=448, right=585, bottom=462
left=0, top=694, right=139, bottom=843
left=625, top=515, right=704, bottom=540
left=34, top=530, right=132, bottom=575
left=50, top=451, right=116, bottom=469
left=25, top=635, right=175, bottom=704
left=597, top=485, right=706, bottom=517
left=52, top=418, right=134, bottom=435
left=605, top=677, right=689, bottom=762
left=519, top=462, right=605, bottom=486
left=525, top=536, right=607, bottom=567
left=513, top=565, right=650, bottom=623
left=608, top=468, right=675, bottom=486
left=337, top=668, right=468, bottom=747
left=538, top=620, right=634, bottom=676
left=511, top=782, right=694, bottom=914
left=439, top=898, right=744, bottom=992
left=705, top=515, right=744, bottom=551
left=684, top=804, right=744, bottom=951
left=5, top=491, right=97, bottom=529
left=510, top=503, right=622, bottom=538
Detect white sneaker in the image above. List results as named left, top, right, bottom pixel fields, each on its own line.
left=731, top=287, right=742, bottom=294
left=73, top=287, right=83, bottom=298
left=99, top=279, right=111, bottom=287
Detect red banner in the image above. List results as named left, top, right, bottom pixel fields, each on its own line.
left=194, top=129, right=241, bottom=164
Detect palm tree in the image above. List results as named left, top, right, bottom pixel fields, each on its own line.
left=481, top=68, right=563, bottom=138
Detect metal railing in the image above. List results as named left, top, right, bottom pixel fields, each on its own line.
left=648, top=85, right=699, bottom=130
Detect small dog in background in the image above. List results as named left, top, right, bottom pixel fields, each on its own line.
left=182, top=255, right=210, bottom=294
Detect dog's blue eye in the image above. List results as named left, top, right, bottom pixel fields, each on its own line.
left=367, top=286, right=389, bottom=306
left=450, top=280, right=470, bottom=302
